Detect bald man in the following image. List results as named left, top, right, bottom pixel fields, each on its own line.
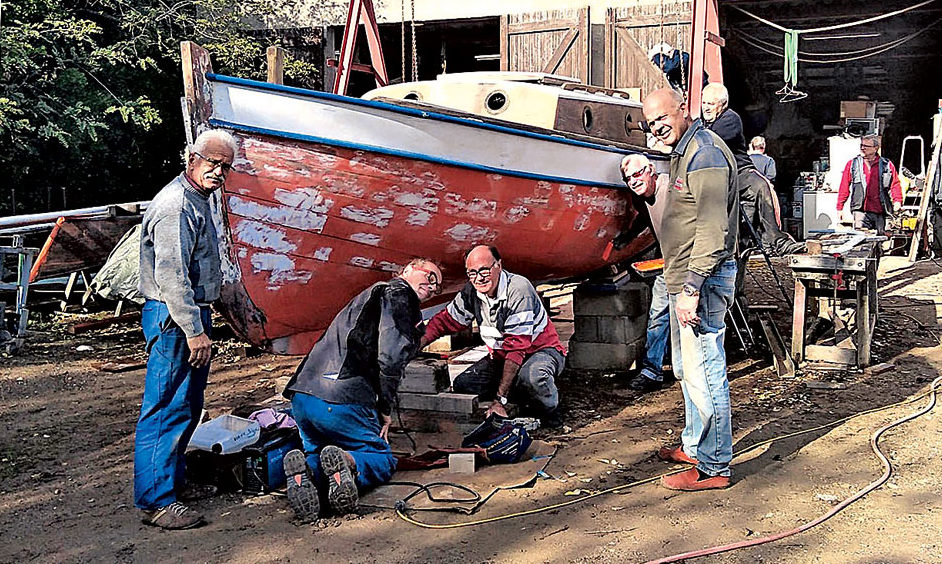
left=422, top=245, right=566, bottom=427
left=642, top=88, right=738, bottom=491
left=701, top=83, right=803, bottom=256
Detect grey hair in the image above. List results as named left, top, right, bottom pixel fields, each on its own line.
left=621, top=153, right=652, bottom=171
left=749, top=136, right=766, bottom=151
left=186, top=129, right=239, bottom=160
left=862, top=134, right=880, bottom=147
left=400, top=257, right=440, bottom=275
left=702, top=82, right=729, bottom=104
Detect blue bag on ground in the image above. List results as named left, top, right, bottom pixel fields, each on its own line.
left=461, top=413, right=532, bottom=464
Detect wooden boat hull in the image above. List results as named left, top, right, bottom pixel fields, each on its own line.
left=181, top=43, right=659, bottom=354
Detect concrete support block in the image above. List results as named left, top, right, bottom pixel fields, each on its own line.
left=398, top=359, right=450, bottom=393
left=397, top=392, right=479, bottom=414
left=448, top=453, right=476, bottom=474
left=567, top=339, right=643, bottom=372
left=574, top=314, right=647, bottom=345
left=573, top=282, right=651, bottom=318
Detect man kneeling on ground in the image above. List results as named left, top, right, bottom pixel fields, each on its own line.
left=281, top=258, right=443, bottom=521
left=421, top=245, right=566, bottom=427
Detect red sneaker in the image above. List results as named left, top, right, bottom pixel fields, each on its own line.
left=657, top=446, right=698, bottom=465
left=661, top=467, right=730, bottom=491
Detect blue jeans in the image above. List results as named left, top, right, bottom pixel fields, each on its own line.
left=640, top=274, right=670, bottom=382
left=133, top=300, right=212, bottom=510
left=291, top=392, right=397, bottom=492
left=668, top=260, right=736, bottom=477
left=453, top=348, right=564, bottom=414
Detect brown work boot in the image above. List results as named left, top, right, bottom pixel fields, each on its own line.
left=284, top=449, right=320, bottom=521
left=141, top=501, right=204, bottom=530
left=320, top=446, right=358, bottom=515
left=660, top=467, right=730, bottom=491
left=657, top=446, right=698, bottom=465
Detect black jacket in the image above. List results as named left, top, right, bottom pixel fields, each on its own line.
left=705, top=108, right=754, bottom=173
left=284, top=277, right=422, bottom=415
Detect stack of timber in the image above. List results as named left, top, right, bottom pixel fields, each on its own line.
left=568, top=281, right=650, bottom=371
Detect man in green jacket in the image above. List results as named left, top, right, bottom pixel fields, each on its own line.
left=642, top=88, right=738, bottom=491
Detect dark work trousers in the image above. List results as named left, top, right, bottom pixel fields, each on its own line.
left=739, top=169, right=798, bottom=256
left=453, top=349, right=564, bottom=415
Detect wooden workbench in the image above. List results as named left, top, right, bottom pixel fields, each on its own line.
left=787, top=238, right=880, bottom=368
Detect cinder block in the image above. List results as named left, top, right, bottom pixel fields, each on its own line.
left=397, top=392, right=479, bottom=413
left=567, top=340, right=643, bottom=372
left=573, top=316, right=598, bottom=342
left=398, top=359, right=450, bottom=393
left=448, top=453, right=476, bottom=474
left=573, top=282, right=651, bottom=318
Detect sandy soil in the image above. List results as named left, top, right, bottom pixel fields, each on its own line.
left=2, top=256, right=942, bottom=564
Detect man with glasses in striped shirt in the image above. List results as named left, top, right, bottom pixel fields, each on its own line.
left=422, top=245, right=566, bottom=427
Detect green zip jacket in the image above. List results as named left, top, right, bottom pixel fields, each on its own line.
left=660, top=120, right=739, bottom=293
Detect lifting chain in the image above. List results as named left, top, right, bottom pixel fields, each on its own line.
left=401, top=0, right=406, bottom=81
left=410, top=0, right=418, bottom=81
left=677, top=0, right=687, bottom=94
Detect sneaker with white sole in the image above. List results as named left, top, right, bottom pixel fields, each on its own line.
left=320, top=445, right=358, bottom=515
left=141, top=501, right=204, bottom=530
left=283, top=449, right=320, bottom=521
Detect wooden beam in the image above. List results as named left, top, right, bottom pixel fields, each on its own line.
left=542, top=27, right=580, bottom=75
left=266, top=46, right=284, bottom=85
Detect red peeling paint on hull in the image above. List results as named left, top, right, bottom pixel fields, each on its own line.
left=218, top=133, right=654, bottom=354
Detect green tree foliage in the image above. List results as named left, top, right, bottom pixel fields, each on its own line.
left=0, top=0, right=323, bottom=215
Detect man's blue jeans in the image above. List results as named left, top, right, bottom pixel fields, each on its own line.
left=640, top=274, right=671, bottom=382
left=291, top=392, right=397, bottom=492
left=668, top=260, right=736, bottom=477
left=134, top=300, right=211, bottom=510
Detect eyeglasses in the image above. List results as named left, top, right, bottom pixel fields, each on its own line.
left=860, top=144, right=877, bottom=149
left=466, top=261, right=498, bottom=281
left=193, top=151, right=233, bottom=173
left=622, top=167, right=647, bottom=183
left=412, top=267, right=442, bottom=295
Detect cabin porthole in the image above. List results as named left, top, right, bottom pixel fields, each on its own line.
left=582, top=107, right=594, bottom=133
left=485, top=91, right=509, bottom=114
left=403, top=91, right=422, bottom=101
left=624, top=112, right=635, bottom=136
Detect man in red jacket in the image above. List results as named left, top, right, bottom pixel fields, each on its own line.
left=837, top=134, right=902, bottom=235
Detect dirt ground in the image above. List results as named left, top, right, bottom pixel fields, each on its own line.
left=3, top=255, right=942, bottom=564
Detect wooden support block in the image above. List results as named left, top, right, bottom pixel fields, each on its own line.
left=448, top=453, right=476, bottom=474
left=397, top=392, right=479, bottom=414
left=398, top=359, right=449, bottom=393
left=806, top=240, right=823, bottom=255
left=69, top=311, right=141, bottom=334
left=865, top=362, right=895, bottom=375
left=94, top=360, right=146, bottom=373
left=805, top=344, right=857, bottom=366
left=805, top=380, right=848, bottom=390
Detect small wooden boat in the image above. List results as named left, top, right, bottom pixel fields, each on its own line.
left=181, top=42, right=662, bottom=354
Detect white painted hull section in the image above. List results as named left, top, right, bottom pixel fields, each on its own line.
left=209, top=77, right=639, bottom=188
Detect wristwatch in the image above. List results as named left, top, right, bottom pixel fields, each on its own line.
left=681, top=284, right=700, bottom=297
left=497, top=395, right=509, bottom=406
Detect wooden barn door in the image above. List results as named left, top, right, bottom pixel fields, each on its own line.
left=499, top=7, right=590, bottom=84
left=603, top=2, right=692, bottom=97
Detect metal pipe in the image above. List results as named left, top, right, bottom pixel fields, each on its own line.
left=0, top=201, right=150, bottom=229
left=0, top=223, right=58, bottom=236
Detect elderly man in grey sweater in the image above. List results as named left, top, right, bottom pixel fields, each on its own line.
left=133, top=129, right=238, bottom=530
